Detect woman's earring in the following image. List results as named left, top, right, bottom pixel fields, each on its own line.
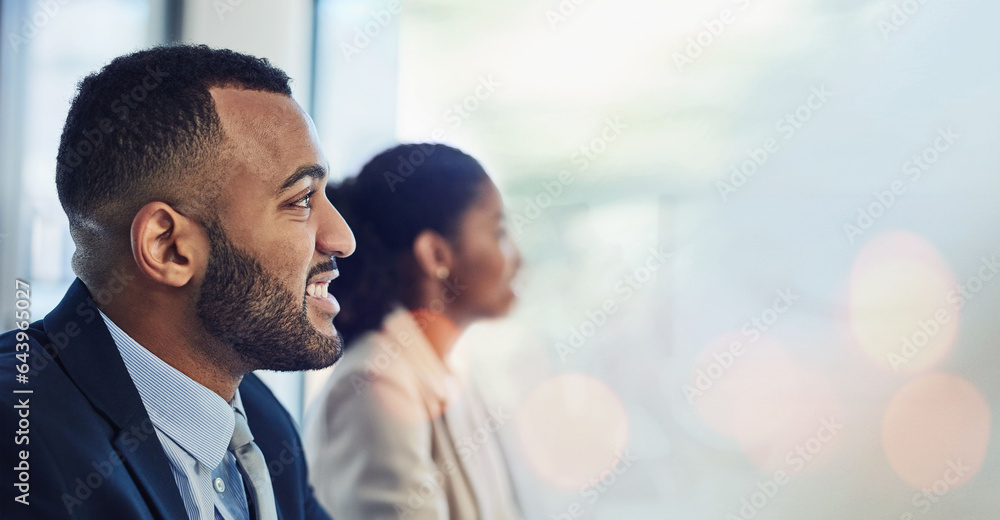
left=435, top=266, right=450, bottom=279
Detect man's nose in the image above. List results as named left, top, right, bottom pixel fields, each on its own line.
left=316, top=195, right=356, bottom=258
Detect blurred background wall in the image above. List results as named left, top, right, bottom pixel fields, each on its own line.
left=1, top=0, right=998, bottom=518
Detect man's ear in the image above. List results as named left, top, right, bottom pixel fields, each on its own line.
left=412, top=230, right=454, bottom=279
left=130, top=202, right=207, bottom=287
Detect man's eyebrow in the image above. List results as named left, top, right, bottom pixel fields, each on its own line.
left=277, top=164, right=326, bottom=194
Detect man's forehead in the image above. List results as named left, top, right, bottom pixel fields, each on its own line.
left=210, top=87, right=307, bottom=137
left=209, top=87, right=326, bottom=188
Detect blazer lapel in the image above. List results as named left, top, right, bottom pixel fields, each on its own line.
left=114, top=411, right=189, bottom=520
left=43, top=279, right=188, bottom=519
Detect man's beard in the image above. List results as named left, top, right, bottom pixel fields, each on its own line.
left=195, top=220, right=342, bottom=372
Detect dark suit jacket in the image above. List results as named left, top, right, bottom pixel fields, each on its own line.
left=0, top=279, right=332, bottom=520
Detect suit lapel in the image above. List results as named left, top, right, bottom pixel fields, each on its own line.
left=114, top=412, right=189, bottom=520
left=44, top=279, right=187, bottom=519
left=43, top=280, right=142, bottom=427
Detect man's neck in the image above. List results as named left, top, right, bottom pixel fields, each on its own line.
left=100, top=292, right=245, bottom=401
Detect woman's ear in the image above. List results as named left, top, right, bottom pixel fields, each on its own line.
left=412, top=230, right=454, bottom=280
left=130, top=202, right=208, bottom=287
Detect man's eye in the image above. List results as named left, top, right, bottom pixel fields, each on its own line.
left=293, top=191, right=315, bottom=209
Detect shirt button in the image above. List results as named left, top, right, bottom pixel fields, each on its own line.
left=214, top=477, right=226, bottom=493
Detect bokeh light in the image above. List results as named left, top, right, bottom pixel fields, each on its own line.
left=882, top=373, right=990, bottom=490
left=689, top=333, right=844, bottom=473
left=850, top=230, right=959, bottom=374
left=516, top=373, right=629, bottom=489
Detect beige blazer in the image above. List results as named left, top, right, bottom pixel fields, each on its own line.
left=303, top=309, right=521, bottom=520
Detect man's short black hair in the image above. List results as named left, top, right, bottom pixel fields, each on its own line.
left=55, top=44, right=292, bottom=287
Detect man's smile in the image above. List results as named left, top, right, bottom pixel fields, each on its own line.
left=306, top=271, right=340, bottom=315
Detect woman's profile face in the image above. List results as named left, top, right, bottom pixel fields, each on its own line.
left=448, top=180, right=522, bottom=320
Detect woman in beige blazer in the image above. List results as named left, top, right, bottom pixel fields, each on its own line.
left=303, top=144, right=523, bottom=520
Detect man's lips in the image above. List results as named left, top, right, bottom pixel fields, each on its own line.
left=309, top=269, right=338, bottom=284
left=306, top=271, right=340, bottom=315
left=307, top=270, right=339, bottom=290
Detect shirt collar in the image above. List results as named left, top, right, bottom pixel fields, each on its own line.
left=100, top=311, right=237, bottom=470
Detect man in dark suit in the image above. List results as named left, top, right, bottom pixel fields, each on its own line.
left=0, top=45, right=355, bottom=519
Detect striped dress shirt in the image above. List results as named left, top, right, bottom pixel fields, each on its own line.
left=101, top=312, right=252, bottom=520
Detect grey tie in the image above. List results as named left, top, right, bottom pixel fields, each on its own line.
left=229, top=409, right=279, bottom=520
